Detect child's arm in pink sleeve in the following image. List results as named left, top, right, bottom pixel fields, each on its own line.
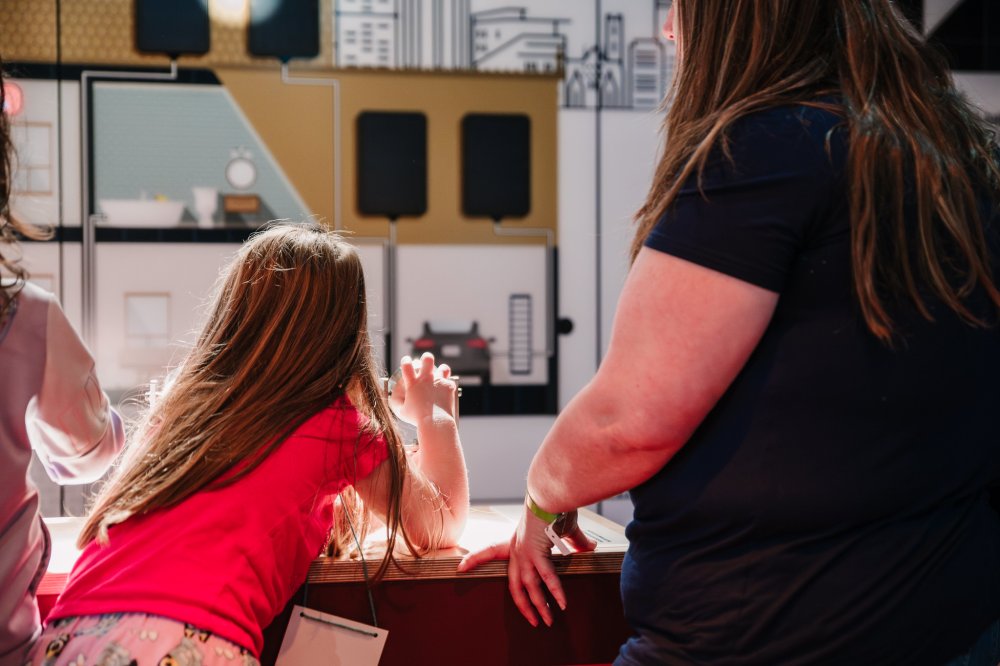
left=26, top=296, right=125, bottom=484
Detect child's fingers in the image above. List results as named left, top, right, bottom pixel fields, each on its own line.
left=457, top=541, right=510, bottom=572
left=419, top=351, right=435, bottom=376
left=399, top=355, right=417, bottom=383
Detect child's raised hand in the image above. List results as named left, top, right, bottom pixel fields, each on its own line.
left=395, top=352, right=457, bottom=425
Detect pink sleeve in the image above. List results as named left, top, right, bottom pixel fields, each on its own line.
left=27, top=296, right=126, bottom=484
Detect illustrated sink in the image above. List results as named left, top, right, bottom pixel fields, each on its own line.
left=98, top=199, right=185, bottom=227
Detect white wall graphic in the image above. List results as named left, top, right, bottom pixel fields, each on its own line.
left=395, top=245, right=550, bottom=386
left=334, top=0, right=676, bottom=111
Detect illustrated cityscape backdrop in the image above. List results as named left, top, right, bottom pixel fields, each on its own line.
left=334, top=0, right=676, bottom=110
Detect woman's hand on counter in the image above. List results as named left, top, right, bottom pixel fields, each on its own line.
left=456, top=505, right=596, bottom=627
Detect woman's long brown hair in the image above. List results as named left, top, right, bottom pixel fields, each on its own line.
left=80, top=224, right=414, bottom=577
left=1, top=62, right=52, bottom=323
left=633, top=0, right=1000, bottom=342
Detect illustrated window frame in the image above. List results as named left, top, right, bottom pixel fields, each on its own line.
left=13, top=121, right=54, bottom=196
left=123, top=291, right=172, bottom=348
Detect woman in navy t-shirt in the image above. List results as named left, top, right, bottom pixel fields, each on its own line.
left=461, top=1, right=1000, bottom=664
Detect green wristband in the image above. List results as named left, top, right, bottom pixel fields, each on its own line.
left=525, top=490, right=562, bottom=524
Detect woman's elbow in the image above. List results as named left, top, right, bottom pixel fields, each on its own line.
left=602, top=410, right=693, bottom=473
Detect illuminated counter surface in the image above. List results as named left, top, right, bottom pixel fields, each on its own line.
left=37, top=517, right=84, bottom=620
left=42, top=506, right=631, bottom=666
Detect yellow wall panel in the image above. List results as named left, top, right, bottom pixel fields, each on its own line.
left=0, top=0, right=58, bottom=62
left=218, top=67, right=559, bottom=245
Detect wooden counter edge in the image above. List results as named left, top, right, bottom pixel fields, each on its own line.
left=307, top=506, right=628, bottom=583
left=307, top=549, right=626, bottom=583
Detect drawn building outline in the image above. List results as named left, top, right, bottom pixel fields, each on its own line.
left=333, top=0, right=674, bottom=110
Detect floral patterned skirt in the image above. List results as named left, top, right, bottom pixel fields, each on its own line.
left=23, top=613, right=260, bottom=666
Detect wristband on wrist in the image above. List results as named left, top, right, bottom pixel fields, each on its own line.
left=525, top=490, right=565, bottom=525
left=526, top=490, right=573, bottom=556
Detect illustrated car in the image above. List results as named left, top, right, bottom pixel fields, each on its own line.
left=408, top=320, right=494, bottom=385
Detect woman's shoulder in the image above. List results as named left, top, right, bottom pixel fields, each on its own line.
left=733, top=99, right=845, bottom=138
left=726, top=99, right=847, bottom=150
left=715, top=100, right=847, bottom=179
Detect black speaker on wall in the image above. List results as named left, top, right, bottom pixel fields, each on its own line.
left=462, top=114, right=531, bottom=220
left=356, top=112, right=428, bottom=219
left=135, top=0, right=210, bottom=56
left=248, top=0, right=320, bottom=61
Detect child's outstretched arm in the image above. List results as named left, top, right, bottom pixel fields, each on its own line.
left=26, top=293, right=125, bottom=484
left=355, top=352, right=469, bottom=552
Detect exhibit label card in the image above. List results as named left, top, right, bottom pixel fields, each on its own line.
left=276, top=605, right=388, bottom=666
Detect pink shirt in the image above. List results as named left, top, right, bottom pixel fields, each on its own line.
left=48, top=397, right=388, bottom=657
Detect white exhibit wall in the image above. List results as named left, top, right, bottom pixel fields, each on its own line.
left=556, top=110, right=600, bottom=407
left=92, top=243, right=240, bottom=391
left=597, top=109, right=662, bottom=359
left=954, top=73, right=1000, bottom=119
left=923, top=0, right=964, bottom=34
left=458, top=416, right=557, bottom=502
left=354, top=239, right=388, bottom=363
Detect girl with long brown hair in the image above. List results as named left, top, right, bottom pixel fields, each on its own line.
left=0, top=63, right=124, bottom=666
left=26, top=223, right=469, bottom=665
left=461, top=1, right=1000, bottom=663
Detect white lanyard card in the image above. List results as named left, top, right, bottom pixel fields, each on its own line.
left=275, top=604, right=388, bottom=666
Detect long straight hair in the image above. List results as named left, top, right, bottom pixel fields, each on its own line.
left=1, top=62, right=52, bottom=323
left=633, top=0, right=1000, bottom=342
left=80, top=224, right=414, bottom=577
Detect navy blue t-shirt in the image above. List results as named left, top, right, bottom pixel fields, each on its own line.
left=619, top=104, right=1000, bottom=665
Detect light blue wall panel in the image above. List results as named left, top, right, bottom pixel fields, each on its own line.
left=93, top=82, right=307, bottom=223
